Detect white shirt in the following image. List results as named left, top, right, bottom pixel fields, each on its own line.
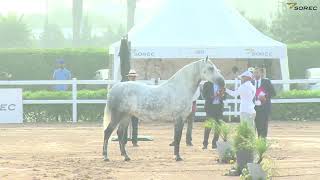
left=192, top=87, right=200, bottom=101
left=226, top=81, right=256, bottom=114
left=255, top=79, right=262, bottom=88
left=212, top=83, right=221, bottom=104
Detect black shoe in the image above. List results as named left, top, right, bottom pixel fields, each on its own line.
left=169, top=141, right=175, bottom=146
left=212, top=144, right=217, bottom=149
left=225, top=167, right=241, bottom=176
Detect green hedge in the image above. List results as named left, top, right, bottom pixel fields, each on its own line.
left=24, top=104, right=105, bottom=123
left=22, top=89, right=320, bottom=122
left=0, top=48, right=109, bottom=80
left=288, top=42, right=320, bottom=79
left=23, top=89, right=107, bottom=100
left=272, top=103, right=320, bottom=121
left=23, top=89, right=107, bottom=122
left=272, top=89, right=320, bottom=121
left=0, top=43, right=318, bottom=80
left=276, top=89, right=320, bottom=98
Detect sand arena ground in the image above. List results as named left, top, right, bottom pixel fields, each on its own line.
left=1, top=121, right=320, bottom=180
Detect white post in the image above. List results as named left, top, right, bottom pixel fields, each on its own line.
left=228, top=105, right=231, bottom=122
left=128, top=118, right=132, bottom=140
left=234, top=78, right=239, bottom=118
left=113, top=50, right=121, bottom=81
left=280, top=57, right=290, bottom=91
left=72, top=78, right=77, bottom=123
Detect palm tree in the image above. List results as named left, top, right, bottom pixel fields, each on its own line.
left=0, top=14, right=31, bottom=48
left=72, top=0, right=83, bottom=46
left=127, top=0, right=137, bottom=32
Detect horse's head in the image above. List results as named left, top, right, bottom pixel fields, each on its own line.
left=199, top=57, right=225, bottom=87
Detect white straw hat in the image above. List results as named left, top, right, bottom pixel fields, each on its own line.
left=248, top=67, right=255, bottom=72
left=238, top=71, right=253, bottom=79
left=126, top=69, right=138, bottom=77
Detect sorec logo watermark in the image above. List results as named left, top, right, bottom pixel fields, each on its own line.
left=287, top=2, right=318, bottom=10
left=132, top=49, right=155, bottom=57
left=244, top=48, right=272, bottom=57
left=0, top=104, right=16, bottom=111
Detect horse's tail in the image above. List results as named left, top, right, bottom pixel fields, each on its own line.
left=103, top=104, right=111, bottom=130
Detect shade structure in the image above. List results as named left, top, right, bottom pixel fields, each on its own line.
left=110, top=0, right=289, bottom=89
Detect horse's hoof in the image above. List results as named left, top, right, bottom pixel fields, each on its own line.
left=175, top=156, right=183, bottom=161
left=132, top=143, right=139, bottom=147
left=124, top=157, right=131, bottom=161
left=103, top=156, right=110, bottom=161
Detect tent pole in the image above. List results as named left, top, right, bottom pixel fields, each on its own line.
left=280, top=57, right=290, bottom=91
left=113, top=51, right=121, bottom=81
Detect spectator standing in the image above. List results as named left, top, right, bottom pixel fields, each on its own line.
left=53, top=59, right=71, bottom=91
left=253, top=68, right=276, bottom=138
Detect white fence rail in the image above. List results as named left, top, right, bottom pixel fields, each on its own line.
left=1, top=78, right=320, bottom=122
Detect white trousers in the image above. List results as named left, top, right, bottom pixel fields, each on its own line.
left=240, top=112, right=256, bottom=129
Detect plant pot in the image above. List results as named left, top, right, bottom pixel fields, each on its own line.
left=247, top=163, right=266, bottom=180
left=217, top=141, right=232, bottom=163
left=236, top=149, right=254, bottom=173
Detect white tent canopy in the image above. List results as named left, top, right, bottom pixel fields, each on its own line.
left=110, top=0, right=289, bottom=86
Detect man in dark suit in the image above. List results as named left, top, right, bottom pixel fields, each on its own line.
left=126, top=69, right=139, bottom=146
left=202, top=81, right=225, bottom=149
left=253, top=68, right=276, bottom=138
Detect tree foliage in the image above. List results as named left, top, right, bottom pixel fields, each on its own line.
left=41, top=24, right=66, bottom=48
left=270, top=1, right=320, bottom=43
left=80, top=15, right=92, bottom=44
left=0, top=14, right=32, bottom=48
left=127, top=0, right=137, bottom=32
left=72, top=0, right=83, bottom=45
left=243, top=2, right=320, bottom=43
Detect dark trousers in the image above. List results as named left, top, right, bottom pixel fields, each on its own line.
left=254, top=105, right=270, bottom=138
left=203, top=104, right=223, bottom=147
left=186, top=111, right=194, bottom=144
left=125, top=116, right=139, bottom=144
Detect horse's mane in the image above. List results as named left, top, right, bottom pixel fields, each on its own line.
left=163, top=60, right=202, bottom=84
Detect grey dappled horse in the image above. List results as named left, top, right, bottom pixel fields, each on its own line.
left=102, top=57, right=225, bottom=161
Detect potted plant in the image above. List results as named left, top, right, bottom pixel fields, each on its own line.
left=246, top=137, right=269, bottom=180
left=233, top=122, right=255, bottom=174
left=204, top=118, right=220, bottom=134
left=216, top=122, right=235, bottom=163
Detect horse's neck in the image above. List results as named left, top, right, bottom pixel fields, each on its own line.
left=162, top=63, right=201, bottom=98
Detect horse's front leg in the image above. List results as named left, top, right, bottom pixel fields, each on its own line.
left=174, top=117, right=184, bottom=161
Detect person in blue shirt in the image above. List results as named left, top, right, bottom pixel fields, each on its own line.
left=53, top=59, right=71, bottom=91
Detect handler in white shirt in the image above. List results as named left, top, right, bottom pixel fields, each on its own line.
left=225, top=71, right=256, bottom=128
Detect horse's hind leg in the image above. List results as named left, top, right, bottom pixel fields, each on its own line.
left=103, top=120, right=118, bottom=161
left=117, top=117, right=131, bottom=161
left=102, top=109, right=120, bottom=161
left=174, top=117, right=184, bottom=161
